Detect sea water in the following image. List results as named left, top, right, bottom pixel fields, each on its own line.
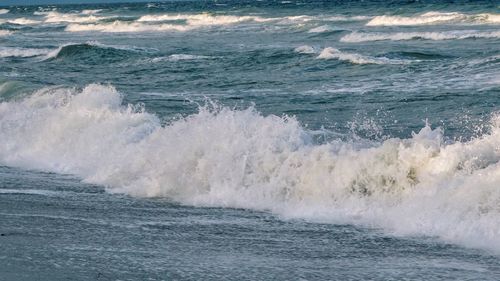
left=0, top=0, right=500, bottom=280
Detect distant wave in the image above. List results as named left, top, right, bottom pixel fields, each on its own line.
left=23, top=12, right=370, bottom=33
left=316, top=47, right=407, bottom=65
left=0, top=9, right=8, bottom=15
left=294, top=45, right=316, bottom=54
left=366, top=11, right=500, bottom=26
left=81, top=9, right=103, bottom=15
left=1, top=18, right=42, bottom=25
left=308, top=25, right=334, bottom=33
left=66, top=21, right=190, bottom=32
left=0, top=30, right=12, bottom=36
left=149, top=54, right=217, bottom=63
left=137, top=13, right=272, bottom=26
left=37, top=11, right=113, bottom=23
left=0, top=41, right=151, bottom=60
left=0, top=47, right=52, bottom=58
left=45, top=41, right=153, bottom=60
left=1, top=84, right=500, bottom=252
left=341, top=30, right=500, bottom=42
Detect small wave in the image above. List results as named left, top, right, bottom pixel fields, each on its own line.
left=137, top=13, right=271, bottom=26
left=0, top=47, right=52, bottom=58
left=0, top=30, right=12, bottom=36
left=0, top=189, right=60, bottom=196
left=316, top=47, right=406, bottom=65
left=341, top=30, right=500, bottom=42
left=66, top=21, right=190, bottom=33
left=308, top=25, right=334, bottom=33
left=5, top=18, right=42, bottom=25
left=149, top=54, right=216, bottom=63
left=294, top=45, right=316, bottom=54
left=81, top=9, right=103, bottom=15
left=41, top=11, right=111, bottom=23
left=0, top=9, right=8, bottom=15
left=366, top=11, right=500, bottom=26
left=1, top=84, right=500, bottom=252
left=44, top=41, right=150, bottom=60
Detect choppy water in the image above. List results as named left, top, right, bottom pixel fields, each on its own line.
left=1, top=0, right=500, bottom=280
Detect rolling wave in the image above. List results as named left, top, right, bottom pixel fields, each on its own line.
left=0, top=30, right=12, bottom=36
left=316, top=47, right=407, bottom=65
left=0, top=18, right=42, bottom=25
left=0, top=9, right=8, bottom=15
left=66, top=21, right=190, bottom=32
left=1, top=84, right=500, bottom=252
left=366, top=11, right=500, bottom=26
left=0, top=47, right=52, bottom=58
left=45, top=41, right=151, bottom=60
left=341, top=30, right=500, bottom=42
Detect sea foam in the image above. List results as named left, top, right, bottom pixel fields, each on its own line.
left=1, top=84, right=500, bottom=252
left=366, top=11, right=500, bottom=26
left=341, top=30, right=500, bottom=42
left=316, top=47, right=406, bottom=65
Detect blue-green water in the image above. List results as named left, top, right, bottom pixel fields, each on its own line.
left=1, top=1, right=500, bottom=280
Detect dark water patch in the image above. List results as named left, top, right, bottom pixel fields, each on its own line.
left=46, top=42, right=143, bottom=64
left=385, top=51, right=453, bottom=60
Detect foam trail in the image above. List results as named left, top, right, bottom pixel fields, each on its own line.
left=66, top=21, right=190, bottom=32
left=316, top=47, right=406, bottom=64
left=367, top=11, right=500, bottom=26
left=149, top=54, right=215, bottom=63
left=308, top=25, right=334, bottom=33
left=294, top=45, right=316, bottom=54
left=2, top=85, right=500, bottom=252
left=341, top=30, right=500, bottom=42
left=6, top=18, right=42, bottom=25
left=42, top=11, right=110, bottom=23
left=137, top=13, right=272, bottom=26
left=0, top=30, right=12, bottom=37
left=0, top=47, right=52, bottom=58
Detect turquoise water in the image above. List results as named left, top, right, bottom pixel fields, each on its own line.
left=1, top=1, right=500, bottom=279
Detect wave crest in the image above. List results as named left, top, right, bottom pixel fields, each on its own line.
left=341, top=30, right=500, bottom=42
left=1, top=84, right=500, bottom=251
left=366, top=11, right=500, bottom=26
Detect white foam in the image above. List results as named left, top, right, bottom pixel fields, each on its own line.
left=43, top=11, right=110, bottom=23
left=150, top=54, right=215, bottom=63
left=137, top=13, right=271, bottom=26
left=316, top=47, right=405, bottom=65
left=0, top=189, right=60, bottom=196
left=81, top=9, right=102, bottom=15
left=308, top=25, right=333, bottom=33
left=66, top=21, right=190, bottom=33
left=1, top=84, right=500, bottom=252
left=0, top=47, right=52, bottom=58
left=0, top=30, right=12, bottom=37
left=294, top=45, right=316, bottom=54
left=0, top=9, right=8, bottom=15
left=6, top=18, right=42, bottom=25
left=341, top=30, right=500, bottom=42
left=366, top=11, right=500, bottom=26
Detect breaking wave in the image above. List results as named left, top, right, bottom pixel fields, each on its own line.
left=0, top=30, right=12, bottom=36
left=341, top=30, right=500, bottom=42
left=1, top=84, right=500, bottom=252
left=0, top=9, right=8, bottom=15
left=366, top=11, right=500, bottom=26
left=316, top=47, right=407, bottom=65
left=0, top=46, right=52, bottom=58
left=66, top=21, right=190, bottom=32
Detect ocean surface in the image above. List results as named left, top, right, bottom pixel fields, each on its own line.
left=0, top=0, right=500, bottom=280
